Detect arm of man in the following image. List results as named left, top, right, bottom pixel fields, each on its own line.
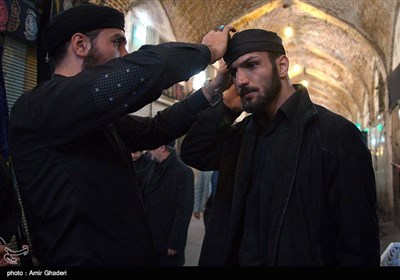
left=116, top=63, right=241, bottom=152
left=180, top=86, right=242, bottom=171
left=115, top=88, right=212, bottom=152
left=12, top=27, right=235, bottom=146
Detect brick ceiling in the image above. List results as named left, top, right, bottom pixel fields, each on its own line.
left=92, top=0, right=400, bottom=122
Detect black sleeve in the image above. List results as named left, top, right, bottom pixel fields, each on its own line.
left=115, top=89, right=210, bottom=152
left=180, top=103, right=240, bottom=170
left=136, top=42, right=211, bottom=89
left=11, top=43, right=210, bottom=144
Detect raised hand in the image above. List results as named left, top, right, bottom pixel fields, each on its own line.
left=202, top=25, right=236, bottom=64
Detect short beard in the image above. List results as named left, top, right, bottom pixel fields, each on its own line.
left=242, top=64, right=281, bottom=114
left=82, top=45, right=101, bottom=70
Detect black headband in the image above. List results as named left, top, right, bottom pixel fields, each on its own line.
left=223, top=29, right=286, bottom=67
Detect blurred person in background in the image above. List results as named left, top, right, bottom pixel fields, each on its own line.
left=142, top=141, right=194, bottom=266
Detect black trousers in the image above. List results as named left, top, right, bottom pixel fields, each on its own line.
left=155, top=251, right=185, bottom=266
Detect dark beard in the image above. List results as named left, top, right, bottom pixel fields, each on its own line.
left=82, top=46, right=101, bottom=70
left=242, top=64, right=281, bottom=114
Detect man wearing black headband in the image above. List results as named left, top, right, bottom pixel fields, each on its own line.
left=9, top=4, right=234, bottom=266
left=181, top=29, right=380, bottom=266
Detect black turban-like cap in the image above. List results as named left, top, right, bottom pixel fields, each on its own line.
left=223, top=29, right=286, bottom=67
left=43, top=4, right=125, bottom=55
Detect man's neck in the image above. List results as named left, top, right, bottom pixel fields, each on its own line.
left=54, top=54, right=83, bottom=77
left=264, top=82, right=296, bottom=119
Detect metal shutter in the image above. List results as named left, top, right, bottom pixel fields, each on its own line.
left=3, top=35, right=37, bottom=110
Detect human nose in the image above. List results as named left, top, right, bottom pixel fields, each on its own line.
left=235, top=68, right=249, bottom=87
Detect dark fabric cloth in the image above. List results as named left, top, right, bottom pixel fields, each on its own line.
left=203, top=194, right=213, bottom=232
left=142, top=151, right=194, bottom=266
left=134, top=152, right=153, bottom=193
left=166, top=140, right=176, bottom=148
left=154, top=251, right=184, bottom=267
left=239, top=92, right=299, bottom=265
left=181, top=85, right=380, bottom=266
left=43, top=4, right=125, bottom=55
left=0, top=155, right=21, bottom=243
left=223, top=29, right=285, bottom=67
left=204, top=170, right=218, bottom=231
left=9, top=42, right=210, bottom=266
left=210, top=170, right=218, bottom=197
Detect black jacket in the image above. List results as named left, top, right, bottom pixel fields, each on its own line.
left=181, top=86, right=380, bottom=266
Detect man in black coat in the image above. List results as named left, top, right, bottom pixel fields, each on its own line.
left=142, top=141, right=194, bottom=266
left=9, top=4, right=234, bottom=266
left=181, top=29, right=380, bottom=266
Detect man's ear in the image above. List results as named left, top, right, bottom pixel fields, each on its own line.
left=277, top=55, right=289, bottom=78
left=70, top=33, right=91, bottom=57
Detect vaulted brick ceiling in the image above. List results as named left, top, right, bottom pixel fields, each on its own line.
left=93, top=0, right=399, bottom=122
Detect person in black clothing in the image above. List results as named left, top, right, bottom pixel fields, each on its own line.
left=0, top=154, right=21, bottom=266
left=141, top=141, right=194, bottom=266
left=131, top=150, right=152, bottom=192
left=9, top=3, right=234, bottom=266
left=181, top=29, right=380, bottom=266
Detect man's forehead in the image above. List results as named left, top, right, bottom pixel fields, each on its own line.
left=100, top=28, right=126, bottom=37
left=229, top=51, right=268, bottom=68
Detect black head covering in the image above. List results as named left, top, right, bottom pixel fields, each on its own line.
left=43, top=4, right=125, bottom=55
left=223, top=29, right=286, bottom=67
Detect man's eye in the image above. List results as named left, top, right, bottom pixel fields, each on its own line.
left=113, top=40, right=121, bottom=47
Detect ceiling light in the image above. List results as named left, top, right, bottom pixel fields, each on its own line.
left=284, top=26, right=293, bottom=37
left=292, top=64, right=301, bottom=73
left=301, top=80, right=309, bottom=87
